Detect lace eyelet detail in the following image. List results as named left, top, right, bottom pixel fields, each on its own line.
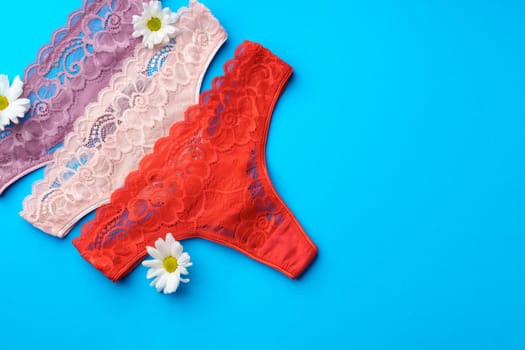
left=106, top=14, right=122, bottom=33
left=196, top=31, right=209, bottom=47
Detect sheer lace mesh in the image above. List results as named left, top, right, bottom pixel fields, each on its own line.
left=73, top=41, right=317, bottom=281
left=0, top=0, right=146, bottom=194
left=21, top=1, right=227, bottom=237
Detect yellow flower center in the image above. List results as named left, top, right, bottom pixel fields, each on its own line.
left=147, top=17, right=162, bottom=32
left=163, top=256, right=178, bottom=273
left=0, top=96, right=9, bottom=111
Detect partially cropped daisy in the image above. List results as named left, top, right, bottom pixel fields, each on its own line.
left=132, top=1, right=180, bottom=49
left=0, top=75, right=30, bottom=131
left=142, top=233, right=192, bottom=294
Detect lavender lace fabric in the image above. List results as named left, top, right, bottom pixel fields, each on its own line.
left=0, top=0, right=146, bottom=194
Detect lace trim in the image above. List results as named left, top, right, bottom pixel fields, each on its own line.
left=0, top=0, right=145, bottom=194
left=73, top=41, right=317, bottom=281
left=23, top=0, right=102, bottom=90
left=21, top=0, right=227, bottom=237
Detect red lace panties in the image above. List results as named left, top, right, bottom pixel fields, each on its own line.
left=73, top=41, right=317, bottom=281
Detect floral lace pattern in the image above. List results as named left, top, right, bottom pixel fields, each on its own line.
left=0, top=0, right=146, bottom=194
left=21, top=1, right=227, bottom=238
left=73, top=41, right=317, bottom=281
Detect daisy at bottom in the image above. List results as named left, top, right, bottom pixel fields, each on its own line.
left=142, top=233, right=192, bottom=294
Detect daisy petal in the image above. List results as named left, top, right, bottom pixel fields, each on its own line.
left=146, top=267, right=164, bottom=279
left=155, top=239, right=170, bottom=257
left=155, top=273, right=168, bottom=292
left=7, top=76, right=24, bottom=101
left=0, top=113, right=8, bottom=128
left=151, top=1, right=161, bottom=14
left=164, top=26, right=177, bottom=35
left=0, top=75, right=9, bottom=95
left=170, top=241, right=183, bottom=258
left=178, top=252, right=191, bottom=265
left=9, top=107, right=25, bottom=121
left=149, top=275, right=160, bottom=287
left=10, top=99, right=30, bottom=114
left=169, top=12, right=179, bottom=23
left=165, top=273, right=180, bottom=294
left=142, top=259, right=163, bottom=268
left=165, top=233, right=176, bottom=246
left=146, top=246, right=163, bottom=260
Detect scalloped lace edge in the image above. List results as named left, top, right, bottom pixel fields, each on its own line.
left=23, top=0, right=104, bottom=85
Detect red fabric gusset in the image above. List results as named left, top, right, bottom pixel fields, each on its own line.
left=73, top=41, right=317, bottom=281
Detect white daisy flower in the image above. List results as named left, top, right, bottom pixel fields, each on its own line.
left=132, top=1, right=180, bottom=49
left=142, top=233, right=192, bottom=294
left=0, top=75, right=30, bottom=131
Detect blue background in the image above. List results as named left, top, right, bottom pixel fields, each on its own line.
left=1, top=0, right=525, bottom=348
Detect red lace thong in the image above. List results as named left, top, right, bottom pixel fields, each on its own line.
left=73, top=41, right=317, bottom=281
